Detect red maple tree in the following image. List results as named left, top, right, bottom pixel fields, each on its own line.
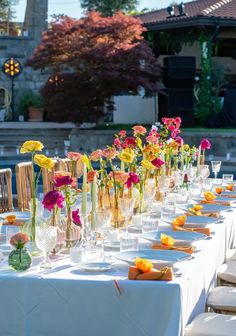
left=27, top=11, right=162, bottom=123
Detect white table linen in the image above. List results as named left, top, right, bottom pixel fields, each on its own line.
left=0, top=208, right=235, bottom=336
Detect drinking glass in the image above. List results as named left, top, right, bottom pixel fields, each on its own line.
left=143, top=184, right=156, bottom=211
left=120, top=234, right=139, bottom=251
left=199, top=165, right=210, bottom=180
left=36, top=225, right=57, bottom=269
left=202, top=179, right=213, bottom=191
left=119, top=198, right=135, bottom=233
left=161, top=199, right=176, bottom=219
left=222, top=174, right=234, bottom=184
left=175, top=189, right=189, bottom=207
left=94, top=211, right=112, bottom=260
left=189, top=182, right=202, bottom=198
left=141, top=214, right=159, bottom=233
left=211, top=161, right=221, bottom=179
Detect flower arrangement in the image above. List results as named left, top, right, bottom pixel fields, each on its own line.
left=8, top=232, right=31, bottom=271
left=20, top=140, right=54, bottom=243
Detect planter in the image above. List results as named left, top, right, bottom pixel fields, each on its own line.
left=8, top=248, right=32, bottom=271
left=28, top=107, right=44, bottom=122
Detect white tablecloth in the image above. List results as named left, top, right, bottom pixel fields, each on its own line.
left=0, top=209, right=235, bottom=336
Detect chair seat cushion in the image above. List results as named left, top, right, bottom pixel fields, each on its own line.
left=185, top=313, right=236, bottom=336
left=217, top=261, right=236, bottom=283
left=226, top=249, right=236, bottom=261
left=207, top=286, right=236, bottom=311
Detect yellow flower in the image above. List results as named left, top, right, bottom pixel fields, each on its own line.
left=161, top=234, right=175, bottom=247
left=119, top=148, right=135, bottom=163
left=172, top=215, right=187, bottom=227
left=34, top=154, right=54, bottom=170
left=203, top=191, right=216, bottom=201
left=141, top=160, right=155, bottom=170
left=135, top=257, right=153, bottom=273
left=20, top=140, right=44, bottom=154
left=183, top=144, right=190, bottom=151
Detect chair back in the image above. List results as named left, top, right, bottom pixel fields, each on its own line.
left=42, top=159, right=60, bottom=194
left=0, top=168, right=13, bottom=213
left=15, top=162, right=33, bottom=211
left=58, top=158, right=83, bottom=178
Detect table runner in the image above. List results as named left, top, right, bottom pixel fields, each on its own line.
left=0, top=209, right=235, bottom=336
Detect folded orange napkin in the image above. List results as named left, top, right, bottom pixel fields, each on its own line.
left=128, top=266, right=174, bottom=281
left=200, top=200, right=231, bottom=206
left=152, top=244, right=195, bottom=254
left=221, top=193, right=236, bottom=199
left=186, top=211, right=219, bottom=218
left=173, top=225, right=211, bottom=236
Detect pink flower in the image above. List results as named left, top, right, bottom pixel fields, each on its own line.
left=151, top=158, right=165, bottom=169
left=126, top=172, right=140, bottom=188
left=146, top=135, right=159, bottom=144
left=90, top=149, right=103, bottom=161
left=168, top=124, right=175, bottom=132
left=67, top=152, right=82, bottom=161
left=10, top=232, right=29, bottom=249
left=171, top=129, right=180, bottom=138
left=54, top=175, right=73, bottom=188
left=72, top=209, right=82, bottom=227
left=132, top=125, right=147, bottom=136
left=175, top=117, right=182, bottom=125
left=103, top=147, right=117, bottom=159
left=42, top=190, right=65, bottom=211
left=175, top=136, right=184, bottom=146
left=200, top=138, right=211, bottom=150
left=123, top=137, right=136, bottom=148
left=118, top=130, right=126, bottom=137
left=87, top=170, right=98, bottom=183
left=114, top=138, right=121, bottom=149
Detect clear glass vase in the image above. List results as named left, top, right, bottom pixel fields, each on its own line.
left=8, top=248, right=32, bottom=271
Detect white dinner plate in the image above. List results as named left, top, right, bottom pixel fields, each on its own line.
left=114, top=249, right=191, bottom=267
left=79, top=262, right=112, bottom=272
left=142, top=231, right=206, bottom=245
left=187, top=203, right=231, bottom=213
left=162, top=215, right=219, bottom=226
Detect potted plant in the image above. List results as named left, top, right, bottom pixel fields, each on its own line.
left=18, top=90, right=45, bottom=122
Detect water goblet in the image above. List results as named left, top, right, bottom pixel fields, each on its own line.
left=188, top=182, right=202, bottom=199
left=161, top=199, right=176, bottom=220
left=36, top=225, right=57, bottom=269
left=199, top=165, right=210, bottom=180
left=94, top=211, right=112, bottom=260
left=222, top=174, right=234, bottom=184
left=119, top=197, right=135, bottom=234
left=211, top=161, right=221, bottom=179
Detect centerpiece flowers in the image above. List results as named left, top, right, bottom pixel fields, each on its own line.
left=20, top=140, right=54, bottom=244
left=53, top=171, right=81, bottom=247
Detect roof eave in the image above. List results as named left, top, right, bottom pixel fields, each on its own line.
left=144, top=16, right=236, bottom=31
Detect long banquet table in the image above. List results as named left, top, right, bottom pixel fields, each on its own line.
left=0, top=209, right=235, bottom=336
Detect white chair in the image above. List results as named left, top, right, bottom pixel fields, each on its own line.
left=207, top=286, right=236, bottom=313
left=226, top=249, right=236, bottom=261
left=217, top=261, right=236, bottom=285
left=185, top=313, right=236, bottom=336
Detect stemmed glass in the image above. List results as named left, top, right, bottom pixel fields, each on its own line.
left=36, top=225, right=57, bottom=269
left=211, top=161, right=221, bottom=179
left=119, top=197, right=135, bottom=234
left=94, top=211, right=112, bottom=260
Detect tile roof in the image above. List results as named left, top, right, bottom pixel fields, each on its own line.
left=138, top=0, right=236, bottom=25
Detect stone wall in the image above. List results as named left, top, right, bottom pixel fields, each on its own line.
left=0, top=0, right=49, bottom=118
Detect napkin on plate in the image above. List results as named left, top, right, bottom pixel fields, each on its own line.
left=128, top=266, right=174, bottom=281
left=172, top=225, right=211, bottom=236
left=200, top=200, right=231, bottom=206
left=152, top=244, right=195, bottom=254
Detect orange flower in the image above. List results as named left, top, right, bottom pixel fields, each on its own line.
left=188, top=204, right=203, bottom=216
left=226, top=184, right=234, bottom=191
left=135, top=257, right=153, bottom=273
left=215, top=187, right=223, bottom=195
left=111, top=171, right=129, bottom=184
left=172, top=215, right=187, bottom=227
left=90, top=149, right=103, bottom=161
left=5, top=215, right=16, bottom=224
left=204, top=191, right=216, bottom=201
left=67, top=152, right=82, bottom=161
left=103, top=147, right=117, bottom=160
left=132, top=125, right=147, bottom=136
left=87, top=170, right=98, bottom=183
left=161, top=234, right=175, bottom=247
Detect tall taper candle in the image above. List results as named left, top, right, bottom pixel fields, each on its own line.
left=81, top=163, right=87, bottom=215
left=91, top=175, right=97, bottom=231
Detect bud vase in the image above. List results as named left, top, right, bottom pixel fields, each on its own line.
left=8, top=248, right=32, bottom=271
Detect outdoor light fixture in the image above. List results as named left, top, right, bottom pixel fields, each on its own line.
left=166, top=5, right=175, bottom=18
left=178, top=2, right=186, bottom=16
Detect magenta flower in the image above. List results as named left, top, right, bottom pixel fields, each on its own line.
left=118, top=130, right=126, bottom=138
left=126, top=172, right=140, bottom=189
left=114, top=138, right=121, bottom=148
left=175, top=136, right=184, bottom=146
left=151, top=158, right=165, bottom=169
left=54, top=175, right=73, bottom=188
left=171, top=129, right=180, bottom=139
left=42, top=190, right=65, bottom=211
left=72, top=209, right=82, bottom=227
left=200, top=138, right=211, bottom=150
left=175, top=117, right=182, bottom=125
left=123, top=137, right=136, bottom=148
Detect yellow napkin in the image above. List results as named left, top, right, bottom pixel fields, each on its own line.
left=172, top=225, right=211, bottom=236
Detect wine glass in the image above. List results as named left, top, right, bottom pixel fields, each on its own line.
left=94, top=211, right=112, bottom=260
left=199, top=165, right=210, bottom=180
left=36, top=225, right=57, bottom=269
left=119, top=197, right=135, bottom=234
left=211, top=161, right=221, bottom=179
